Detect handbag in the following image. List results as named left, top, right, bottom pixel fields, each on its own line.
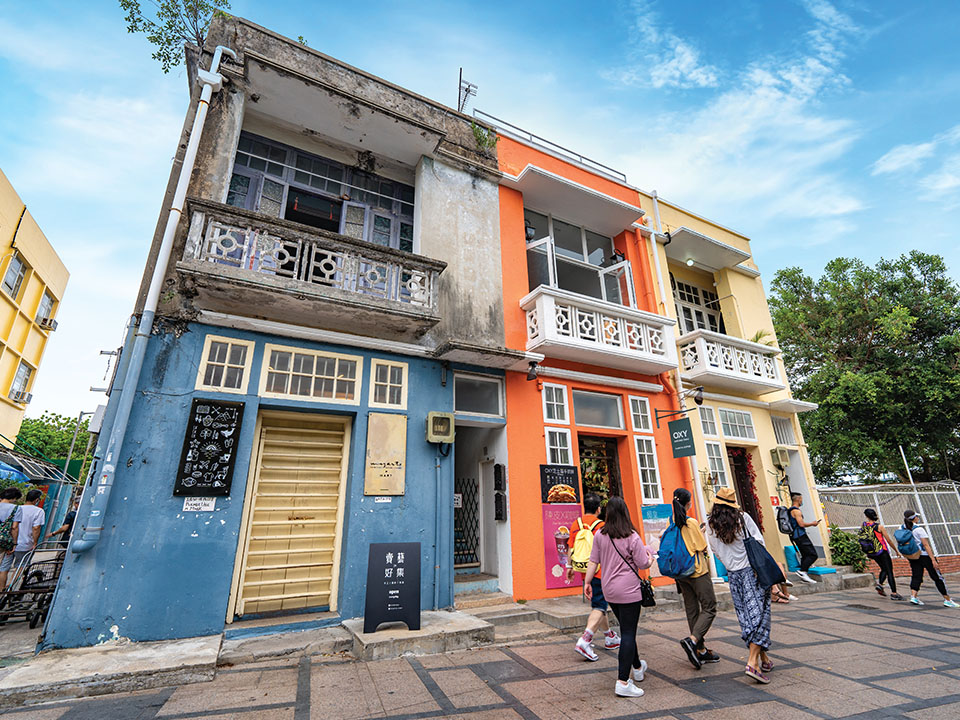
left=610, top=536, right=656, bottom=607
left=740, top=515, right=786, bottom=589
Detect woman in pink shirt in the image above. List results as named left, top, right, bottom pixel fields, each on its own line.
left=583, top=497, right=654, bottom=698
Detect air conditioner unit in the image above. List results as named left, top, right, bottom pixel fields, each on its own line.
left=11, top=391, right=32, bottom=404
left=770, top=446, right=790, bottom=469
left=39, top=317, right=58, bottom=331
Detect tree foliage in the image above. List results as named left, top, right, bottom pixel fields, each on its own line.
left=769, top=251, right=960, bottom=483
left=16, top=412, right=91, bottom=463
left=119, top=0, right=231, bottom=73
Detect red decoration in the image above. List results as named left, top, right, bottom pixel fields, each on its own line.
left=728, top=447, right=764, bottom=532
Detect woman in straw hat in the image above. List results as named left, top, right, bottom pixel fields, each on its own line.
left=705, top=487, right=774, bottom=684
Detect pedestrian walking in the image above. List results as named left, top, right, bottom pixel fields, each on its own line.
left=859, top=508, right=903, bottom=600
left=668, top=488, right=719, bottom=669
left=582, top=496, right=654, bottom=698
left=787, top=492, right=821, bottom=584
left=566, top=493, right=621, bottom=661
left=10, top=488, right=44, bottom=570
left=705, top=487, right=774, bottom=684
left=0, top=487, right=22, bottom=589
left=897, top=510, right=960, bottom=608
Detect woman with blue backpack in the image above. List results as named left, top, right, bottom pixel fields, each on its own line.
left=860, top=508, right=903, bottom=600
left=898, top=510, right=960, bottom=608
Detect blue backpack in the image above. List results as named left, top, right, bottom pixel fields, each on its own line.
left=894, top=525, right=921, bottom=557
left=657, top=521, right=696, bottom=579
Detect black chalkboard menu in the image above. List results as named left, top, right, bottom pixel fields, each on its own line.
left=363, top=542, right=421, bottom=633
left=173, top=398, right=245, bottom=497
left=540, top=464, right=581, bottom=504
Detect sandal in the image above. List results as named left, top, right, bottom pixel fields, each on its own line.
left=761, top=659, right=774, bottom=672
left=772, top=590, right=790, bottom=604
left=745, top=665, right=770, bottom=684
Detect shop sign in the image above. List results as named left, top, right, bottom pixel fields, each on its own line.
left=668, top=417, right=696, bottom=458
left=174, top=398, right=244, bottom=497
left=363, top=542, right=421, bottom=633
left=640, top=504, right=673, bottom=578
left=542, top=504, right=583, bottom=589
left=364, top=413, right=407, bottom=495
left=182, top=497, right=216, bottom=512
left=539, top=464, right=581, bottom=503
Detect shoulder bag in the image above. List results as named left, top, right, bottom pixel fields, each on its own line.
left=610, top=536, right=656, bottom=607
left=740, top=515, right=786, bottom=589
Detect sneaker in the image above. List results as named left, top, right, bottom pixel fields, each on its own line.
left=784, top=578, right=794, bottom=587
left=910, top=597, right=924, bottom=606
left=698, top=649, right=720, bottom=663
left=795, top=570, right=817, bottom=585
left=632, top=659, right=648, bottom=683
left=615, top=679, right=644, bottom=697
left=604, top=632, right=621, bottom=649
left=745, top=664, right=770, bottom=684
left=875, top=584, right=886, bottom=597
left=575, top=637, right=599, bottom=661
left=680, top=637, right=702, bottom=669
left=787, top=594, right=799, bottom=601
left=890, top=593, right=905, bottom=601
left=944, top=599, right=960, bottom=608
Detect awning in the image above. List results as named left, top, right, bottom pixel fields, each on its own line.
left=768, top=398, right=819, bottom=413
left=664, top=226, right=750, bottom=271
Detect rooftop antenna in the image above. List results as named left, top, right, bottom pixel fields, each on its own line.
left=458, top=67, right=477, bottom=113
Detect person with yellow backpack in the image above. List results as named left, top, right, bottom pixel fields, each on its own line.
left=566, top=493, right=622, bottom=661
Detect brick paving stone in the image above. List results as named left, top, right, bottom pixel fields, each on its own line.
left=430, top=667, right=503, bottom=709
left=687, top=699, right=822, bottom=719
left=905, top=700, right=960, bottom=718
left=872, top=670, right=960, bottom=699
left=310, top=662, right=384, bottom=720
left=157, top=666, right=298, bottom=715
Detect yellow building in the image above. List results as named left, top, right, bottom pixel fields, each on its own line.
left=640, top=192, right=828, bottom=565
left=0, top=169, right=69, bottom=441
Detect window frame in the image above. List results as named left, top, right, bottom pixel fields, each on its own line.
left=195, top=335, right=256, bottom=395
left=718, top=407, right=756, bottom=441
left=453, top=373, right=504, bottom=418
left=541, top=383, right=569, bottom=425
left=8, top=360, right=33, bottom=400
left=633, top=434, right=662, bottom=503
left=2, top=253, right=27, bottom=300
left=671, top=276, right=722, bottom=335
left=258, top=343, right=363, bottom=405
left=571, top=389, right=624, bottom=430
left=704, top=440, right=730, bottom=490
left=627, top=395, right=652, bottom=434
left=699, top=406, right=718, bottom=437
left=545, top=427, right=573, bottom=466
left=35, top=291, right=56, bottom=323
left=771, top=415, right=796, bottom=446
left=369, top=359, right=409, bottom=410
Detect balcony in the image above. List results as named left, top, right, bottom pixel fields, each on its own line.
left=520, top=286, right=677, bottom=374
left=177, top=199, right=445, bottom=342
left=677, top=329, right=785, bottom=393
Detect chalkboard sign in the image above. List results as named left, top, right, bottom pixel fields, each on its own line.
left=173, top=398, right=245, bottom=497
left=363, top=542, right=421, bottom=633
left=540, top=464, right=581, bottom=504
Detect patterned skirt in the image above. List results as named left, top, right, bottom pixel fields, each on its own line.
left=728, top=566, right=771, bottom=649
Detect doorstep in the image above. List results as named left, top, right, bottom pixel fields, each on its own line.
left=342, top=610, right=494, bottom=661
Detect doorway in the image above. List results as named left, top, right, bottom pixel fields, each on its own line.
left=578, top=435, right=622, bottom=500
left=727, top=446, right=762, bottom=530
left=230, top=411, right=351, bottom=618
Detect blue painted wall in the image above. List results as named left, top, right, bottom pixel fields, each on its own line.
left=41, top=321, right=471, bottom=649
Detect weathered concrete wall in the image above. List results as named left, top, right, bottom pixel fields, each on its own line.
left=418, top=157, right=505, bottom=349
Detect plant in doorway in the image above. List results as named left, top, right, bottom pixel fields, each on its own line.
left=728, top=447, right=765, bottom=532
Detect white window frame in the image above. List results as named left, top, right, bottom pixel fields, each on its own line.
left=571, top=389, right=625, bottom=430
left=35, top=291, right=55, bottom=323
left=2, top=253, right=27, bottom=300
left=195, top=335, right=255, bottom=394
left=259, top=343, right=363, bottom=405
left=771, top=415, right=796, bottom=446
left=453, top=373, right=504, bottom=418
left=633, top=435, right=662, bottom=503
left=628, top=395, right=652, bottom=434
left=700, top=406, right=718, bottom=437
left=704, top=441, right=729, bottom=490
left=545, top=427, right=573, bottom=466
left=541, top=383, right=569, bottom=425
left=8, top=360, right=33, bottom=399
left=672, top=277, right=722, bottom=334
left=719, top=407, right=756, bottom=441
left=369, top=359, right=408, bottom=410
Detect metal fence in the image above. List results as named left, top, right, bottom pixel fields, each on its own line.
left=819, top=483, right=960, bottom=556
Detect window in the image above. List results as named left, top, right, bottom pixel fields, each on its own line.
left=546, top=428, right=572, bottom=465
left=542, top=383, right=568, bottom=424
left=700, top=406, right=718, bottom=436
left=524, top=208, right=635, bottom=308
left=772, top=416, right=796, bottom=446
left=704, top=442, right=728, bottom=489
left=719, top=408, right=756, bottom=440
left=572, top=390, right=623, bottom=429
left=35, top=291, right=55, bottom=323
left=634, top=436, right=661, bottom=502
left=196, top=335, right=254, bottom=394
left=260, top=344, right=362, bottom=404
left=2, top=253, right=26, bottom=299
left=227, top=132, right=415, bottom=251
left=672, top=276, right=723, bottom=335
left=8, top=361, right=32, bottom=400
left=370, top=360, right=408, bottom=409
left=628, top=396, right=652, bottom=433
left=454, top=374, right=503, bottom=417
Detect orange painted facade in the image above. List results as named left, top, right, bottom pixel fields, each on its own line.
left=496, top=135, right=697, bottom=600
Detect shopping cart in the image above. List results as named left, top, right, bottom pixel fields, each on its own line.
left=0, top=542, right=66, bottom=629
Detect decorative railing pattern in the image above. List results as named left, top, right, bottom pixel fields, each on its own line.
left=184, top=202, right=442, bottom=311
left=527, top=302, right=667, bottom=357
left=678, top=330, right=781, bottom=386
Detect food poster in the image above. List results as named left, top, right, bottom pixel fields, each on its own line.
left=542, top=503, right=584, bottom=589
left=540, top=464, right=581, bottom=503
left=640, top=503, right=673, bottom=578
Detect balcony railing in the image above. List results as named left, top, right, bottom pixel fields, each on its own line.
left=520, top=286, right=677, bottom=374
left=677, top=329, right=785, bottom=393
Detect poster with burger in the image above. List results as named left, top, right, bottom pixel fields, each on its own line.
left=539, top=464, right=581, bottom=504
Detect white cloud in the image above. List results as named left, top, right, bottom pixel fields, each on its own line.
left=872, top=142, right=937, bottom=175
left=871, top=124, right=960, bottom=205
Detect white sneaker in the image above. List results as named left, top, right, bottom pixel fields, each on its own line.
left=944, top=599, right=960, bottom=608
left=632, top=659, right=648, bottom=683
left=604, top=632, right=621, bottom=649
left=575, top=637, right=599, bottom=661
left=795, top=570, right=817, bottom=585
left=615, top=679, right=644, bottom=697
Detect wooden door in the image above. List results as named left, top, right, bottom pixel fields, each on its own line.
left=234, top=412, right=350, bottom=616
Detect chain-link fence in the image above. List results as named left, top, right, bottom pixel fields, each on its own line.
left=819, top=483, right=960, bottom=556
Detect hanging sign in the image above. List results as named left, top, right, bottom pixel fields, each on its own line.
left=363, top=542, right=421, bottom=633
left=539, top=464, right=581, bottom=503
left=668, top=417, right=696, bottom=458
left=174, top=398, right=244, bottom=497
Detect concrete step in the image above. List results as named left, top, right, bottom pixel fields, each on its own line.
left=493, top=620, right=564, bottom=644
left=841, top=573, right=875, bottom=590
left=342, top=611, right=494, bottom=661
left=469, top=605, right=540, bottom=626
left=219, top=625, right=352, bottom=666
left=454, top=591, right=513, bottom=610
left=453, top=573, right=499, bottom=595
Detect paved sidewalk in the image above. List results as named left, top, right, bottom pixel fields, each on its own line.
left=6, top=582, right=960, bottom=719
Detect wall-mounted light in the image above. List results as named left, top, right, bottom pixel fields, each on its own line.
left=609, top=250, right=626, bottom=265
left=524, top=220, right=536, bottom=241
left=693, top=386, right=704, bottom=406
left=685, top=258, right=695, bottom=267
left=526, top=361, right=539, bottom=381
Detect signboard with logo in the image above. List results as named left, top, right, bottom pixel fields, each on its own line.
left=539, top=464, right=581, bottom=503
left=363, top=542, right=421, bottom=633
left=668, top=417, right=696, bottom=458
left=174, top=398, right=244, bottom=497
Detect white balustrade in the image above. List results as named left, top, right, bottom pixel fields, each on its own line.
left=677, top=329, right=783, bottom=391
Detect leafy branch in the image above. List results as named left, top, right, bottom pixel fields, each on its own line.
left=119, top=0, right=232, bottom=73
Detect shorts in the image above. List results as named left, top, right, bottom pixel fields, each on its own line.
left=590, top=577, right=608, bottom=611
left=0, top=552, right=13, bottom=572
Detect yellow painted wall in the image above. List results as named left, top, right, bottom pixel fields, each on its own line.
left=0, top=168, right=69, bottom=441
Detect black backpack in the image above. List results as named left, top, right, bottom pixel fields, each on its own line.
left=776, top=506, right=793, bottom=535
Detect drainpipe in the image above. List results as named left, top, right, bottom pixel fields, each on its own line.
left=650, top=191, right=718, bottom=580
left=71, top=45, right=237, bottom=554
left=434, top=446, right=442, bottom=610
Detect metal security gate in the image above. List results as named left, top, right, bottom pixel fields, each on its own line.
left=234, top=412, right=350, bottom=616
left=454, top=476, right=480, bottom=567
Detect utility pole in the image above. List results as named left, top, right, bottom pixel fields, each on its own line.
left=49, top=410, right=94, bottom=532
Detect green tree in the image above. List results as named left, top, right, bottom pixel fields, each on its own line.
left=119, top=0, right=231, bottom=73
left=15, top=412, right=92, bottom=480
left=769, top=251, right=960, bottom=484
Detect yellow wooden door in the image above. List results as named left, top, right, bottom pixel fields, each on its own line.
left=235, top=412, right=350, bottom=616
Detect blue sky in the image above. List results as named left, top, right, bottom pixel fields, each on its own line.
left=2, top=0, right=959, bottom=417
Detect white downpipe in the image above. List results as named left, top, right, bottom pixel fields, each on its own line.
left=650, top=191, right=718, bottom=580
left=72, top=46, right=237, bottom=554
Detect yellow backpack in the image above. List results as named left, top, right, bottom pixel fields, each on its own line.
left=570, top=518, right=602, bottom=573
